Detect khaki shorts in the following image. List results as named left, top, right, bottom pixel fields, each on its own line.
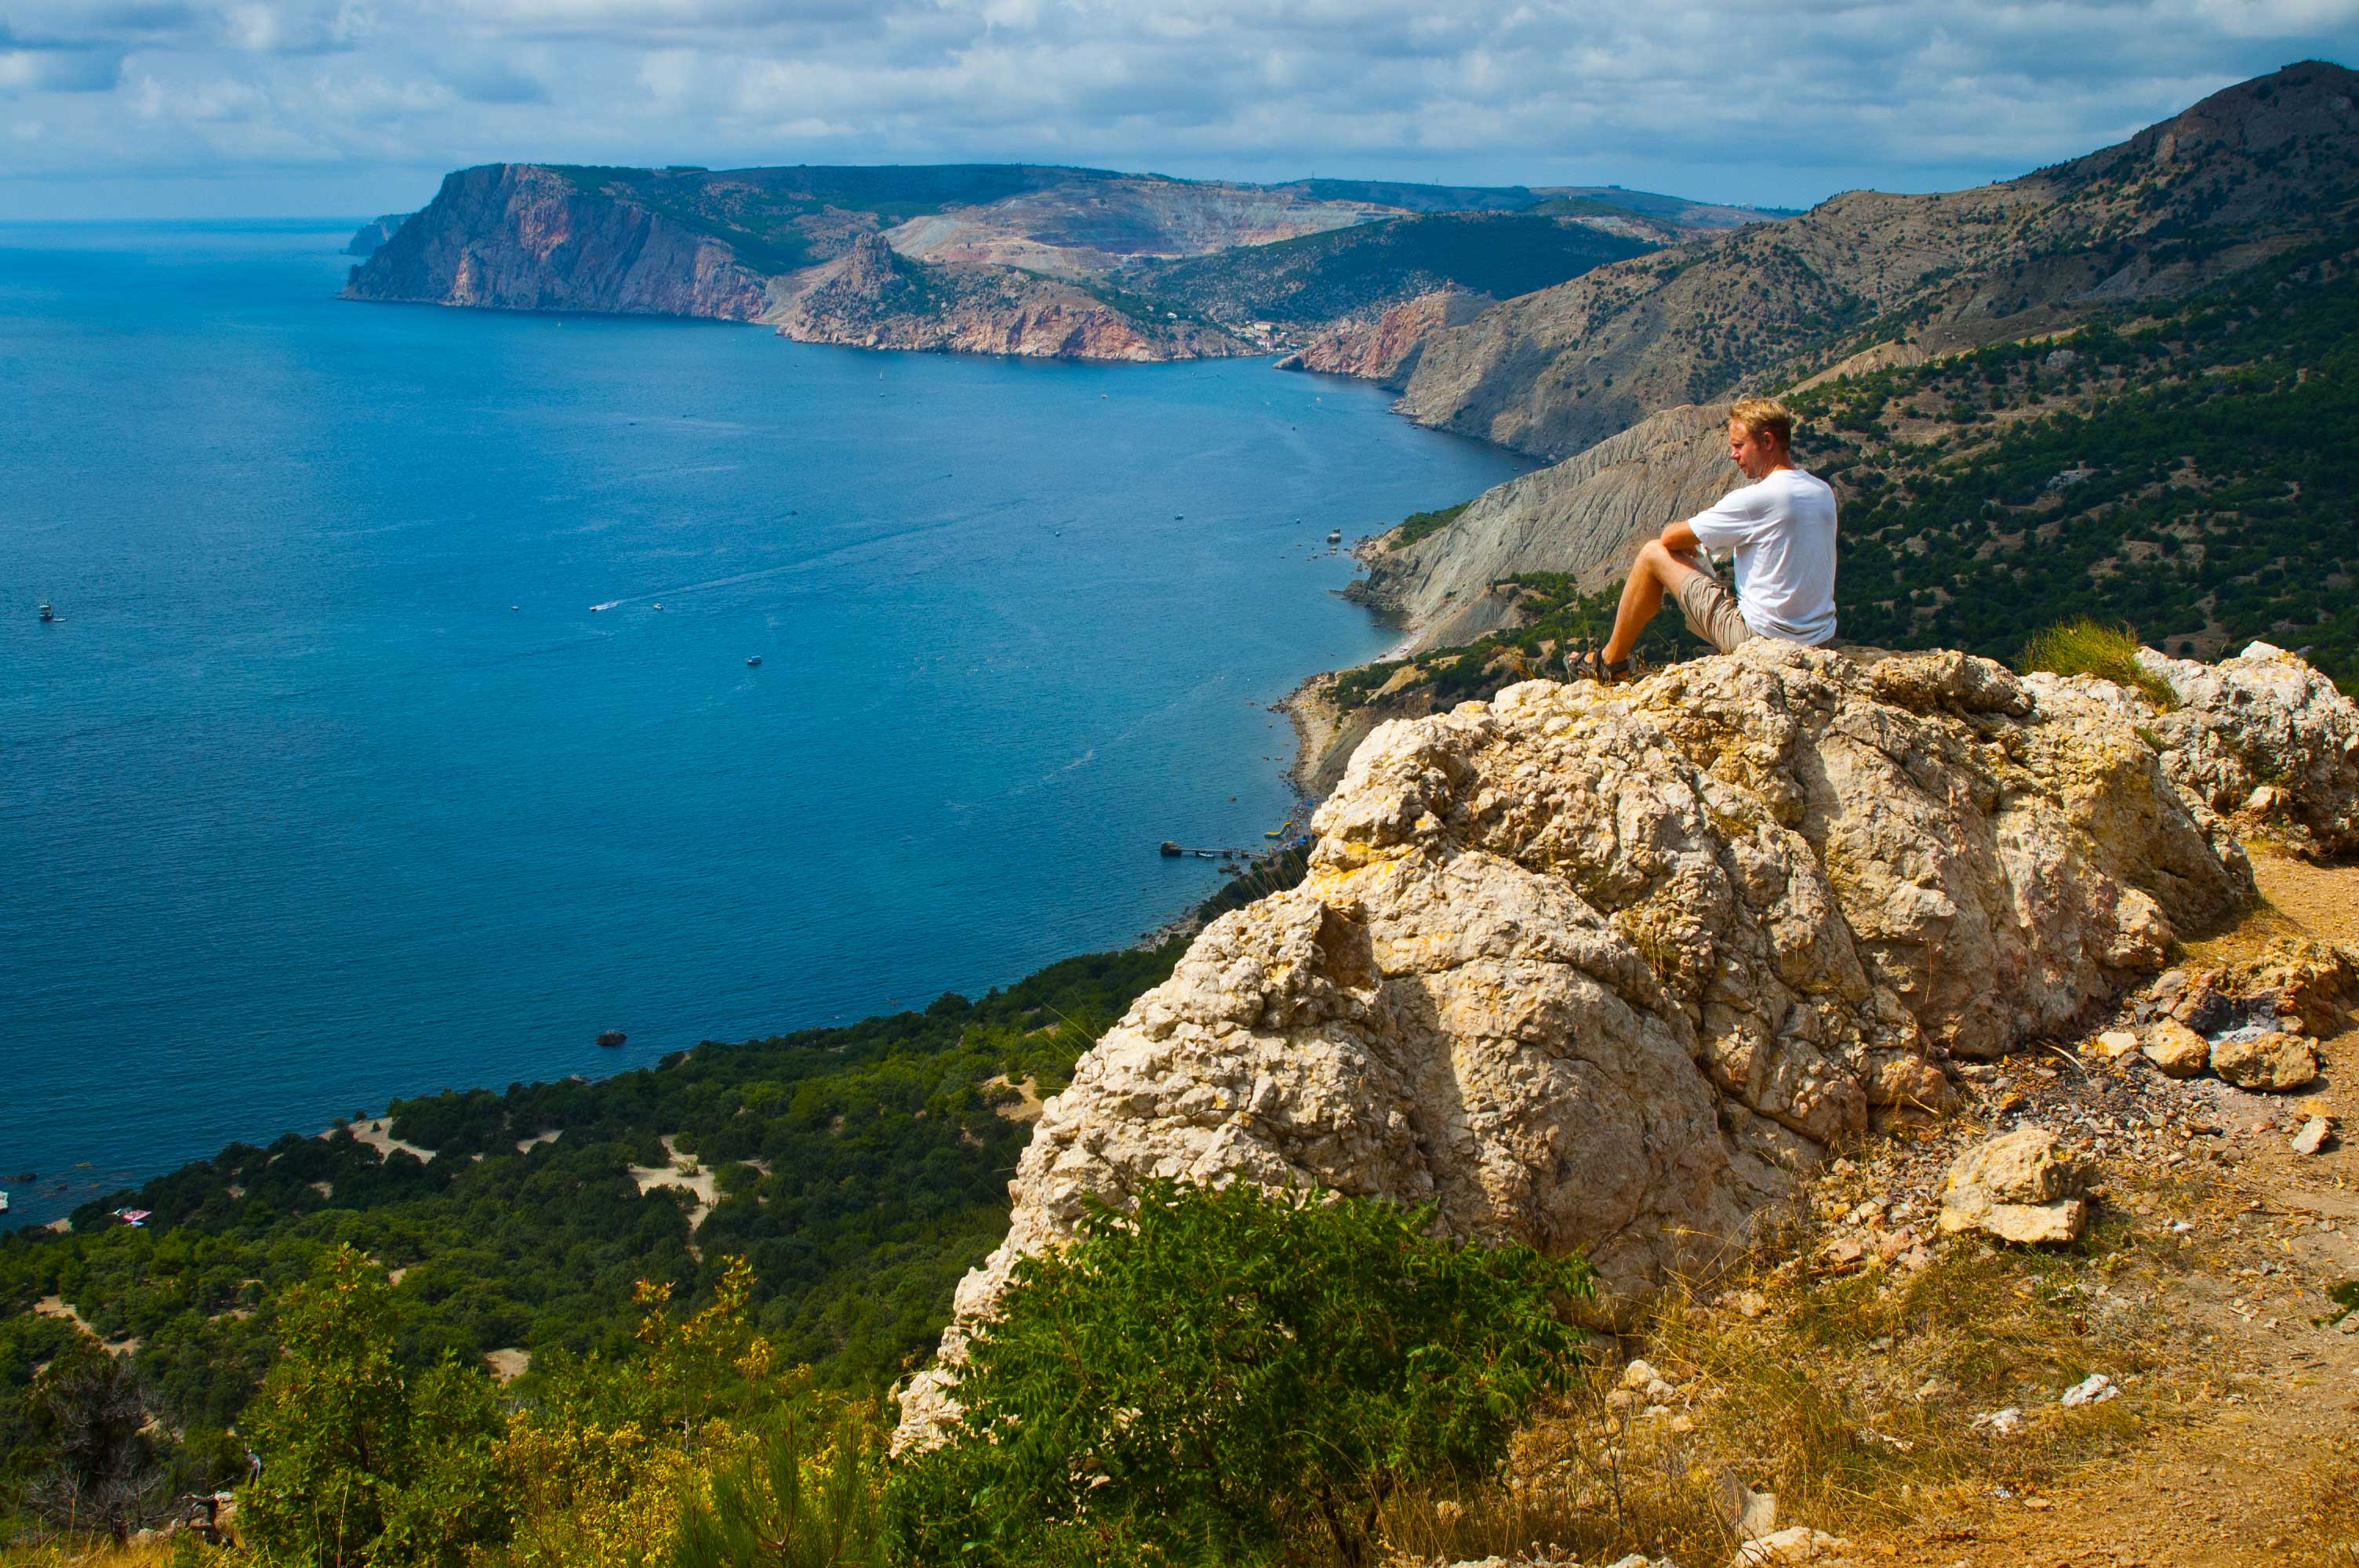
left=1673, top=563, right=1755, bottom=654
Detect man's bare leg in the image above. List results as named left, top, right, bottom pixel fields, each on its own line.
left=1601, top=539, right=1707, bottom=663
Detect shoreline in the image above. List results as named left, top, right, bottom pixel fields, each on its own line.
left=1277, top=677, right=1338, bottom=800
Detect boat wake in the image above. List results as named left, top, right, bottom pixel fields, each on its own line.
left=590, top=600, right=622, bottom=612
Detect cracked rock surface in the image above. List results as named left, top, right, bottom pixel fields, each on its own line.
left=895, top=641, right=2321, bottom=1449
left=2140, top=640, right=2359, bottom=857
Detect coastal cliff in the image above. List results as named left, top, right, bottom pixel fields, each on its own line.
left=769, top=233, right=1244, bottom=361
left=1275, top=286, right=1492, bottom=382
left=900, top=640, right=2356, bottom=1448
left=346, top=165, right=772, bottom=320
left=340, top=162, right=1697, bottom=361
left=343, top=212, right=412, bottom=258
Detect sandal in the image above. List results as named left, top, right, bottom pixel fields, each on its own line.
left=1565, top=644, right=1633, bottom=684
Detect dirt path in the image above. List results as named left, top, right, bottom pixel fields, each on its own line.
left=1887, top=850, right=2359, bottom=1567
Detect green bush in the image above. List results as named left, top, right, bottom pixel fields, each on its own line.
left=1392, top=501, right=1471, bottom=550
left=671, top=1393, right=888, bottom=1568
left=238, top=1246, right=508, bottom=1567
left=2017, top=619, right=2179, bottom=708
left=884, top=1181, right=1590, bottom=1567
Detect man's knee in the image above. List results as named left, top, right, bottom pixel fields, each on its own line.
left=1631, top=538, right=1673, bottom=578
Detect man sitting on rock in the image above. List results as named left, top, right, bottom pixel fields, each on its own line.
left=1569, top=396, right=1838, bottom=682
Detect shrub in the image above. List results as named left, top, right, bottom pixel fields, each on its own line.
left=2017, top=619, right=2178, bottom=708
left=670, top=1394, right=887, bottom=1568
left=1392, top=501, right=1471, bottom=550
left=884, top=1181, right=1590, bottom=1567
left=238, top=1246, right=508, bottom=1567
left=20, top=1337, right=165, bottom=1541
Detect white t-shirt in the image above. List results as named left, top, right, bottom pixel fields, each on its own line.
left=1687, top=466, right=1839, bottom=645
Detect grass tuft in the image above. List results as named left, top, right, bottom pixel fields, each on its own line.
left=2018, top=619, right=2179, bottom=708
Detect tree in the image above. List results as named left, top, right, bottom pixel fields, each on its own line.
left=24, top=1338, right=165, bottom=1542
left=670, top=1394, right=886, bottom=1568
left=237, top=1245, right=507, bottom=1567
left=885, top=1181, right=1592, bottom=1567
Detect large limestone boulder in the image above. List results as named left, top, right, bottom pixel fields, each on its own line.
left=896, top=643, right=2257, bottom=1449
left=2138, top=641, right=2359, bottom=856
left=1937, top=1128, right=2092, bottom=1244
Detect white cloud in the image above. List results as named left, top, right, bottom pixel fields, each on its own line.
left=0, top=0, right=2353, bottom=213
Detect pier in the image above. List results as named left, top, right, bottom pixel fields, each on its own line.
left=1158, top=841, right=1262, bottom=859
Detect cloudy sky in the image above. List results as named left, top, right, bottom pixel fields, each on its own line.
left=2, top=0, right=2354, bottom=219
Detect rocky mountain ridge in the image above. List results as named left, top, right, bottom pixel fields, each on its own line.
left=342, top=162, right=1776, bottom=361
left=1316, top=62, right=2359, bottom=708
left=898, top=638, right=2359, bottom=1449
left=766, top=232, right=1238, bottom=360
left=1381, top=61, right=2359, bottom=461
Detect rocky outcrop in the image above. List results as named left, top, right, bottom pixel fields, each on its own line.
left=343, top=213, right=412, bottom=259
left=2025, top=641, right=2359, bottom=858
left=345, top=165, right=772, bottom=320
left=2209, top=1030, right=2321, bottom=1091
left=768, top=234, right=1243, bottom=362
left=897, top=641, right=2270, bottom=1447
left=2137, top=642, right=2359, bottom=857
left=1277, top=288, right=1492, bottom=383
left=1354, top=403, right=1736, bottom=652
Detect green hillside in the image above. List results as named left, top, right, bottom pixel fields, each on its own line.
left=0, top=948, right=1184, bottom=1499
left=549, top=163, right=1107, bottom=275
left=1793, top=235, right=2359, bottom=684
left=1321, top=230, right=2359, bottom=726
left=1127, top=212, right=1653, bottom=323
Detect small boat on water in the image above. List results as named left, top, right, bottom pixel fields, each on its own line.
left=38, top=600, right=56, bottom=623
left=0, top=1191, right=9, bottom=1215
left=746, top=656, right=761, bottom=667
left=1326, top=530, right=1343, bottom=544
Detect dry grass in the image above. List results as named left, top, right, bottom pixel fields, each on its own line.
left=2297, top=1436, right=2359, bottom=1567
left=1358, top=1167, right=2211, bottom=1566
left=0, top=1541, right=187, bottom=1568
left=2018, top=619, right=2178, bottom=708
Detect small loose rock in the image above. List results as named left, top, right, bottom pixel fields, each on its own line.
left=2211, top=1030, right=2321, bottom=1091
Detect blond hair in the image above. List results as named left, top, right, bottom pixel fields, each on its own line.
left=1728, top=396, right=1795, bottom=451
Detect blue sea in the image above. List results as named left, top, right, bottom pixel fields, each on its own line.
left=0, top=220, right=1531, bottom=1227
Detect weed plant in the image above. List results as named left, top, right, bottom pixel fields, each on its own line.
left=2017, top=619, right=2179, bottom=708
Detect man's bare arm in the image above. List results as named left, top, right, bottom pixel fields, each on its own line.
left=1660, top=518, right=1700, bottom=555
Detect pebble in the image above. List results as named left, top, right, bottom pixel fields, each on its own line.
left=1972, top=1406, right=2025, bottom=1436
left=2290, top=1114, right=2333, bottom=1156
left=2093, top=1029, right=2140, bottom=1060
left=1619, top=1357, right=1667, bottom=1392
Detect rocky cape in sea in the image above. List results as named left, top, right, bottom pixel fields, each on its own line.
left=897, top=636, right=2359, bottom=1448
left=340, top=163, right=1768, bottom=361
